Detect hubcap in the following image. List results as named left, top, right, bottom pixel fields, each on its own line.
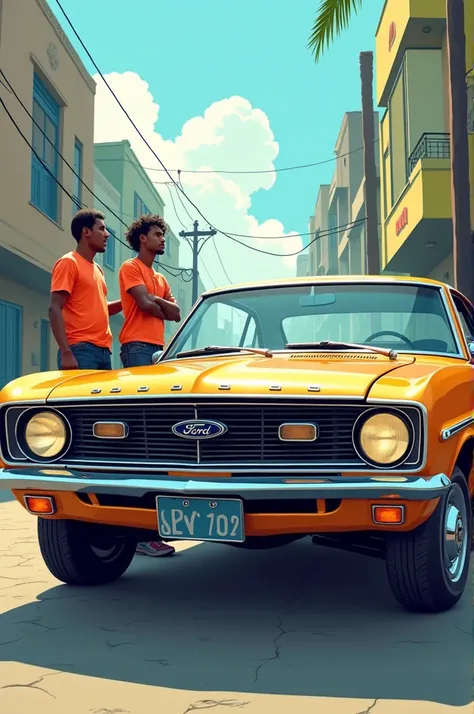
left=443, top=486, right=468, bottom=582
left=90, top=540, right=124, bottom=562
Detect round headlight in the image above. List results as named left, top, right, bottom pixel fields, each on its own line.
left=357, top=412, right=411, bottom=466
left=24, top=411, right=67, bottom=459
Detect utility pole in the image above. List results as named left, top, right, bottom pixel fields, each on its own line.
left=446, top=0, right=473, bottom=302
left=360, top=51, right=380, bottom=275
left=179, top=220, right=217, bottom=304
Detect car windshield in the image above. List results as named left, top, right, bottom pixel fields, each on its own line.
left=163, top=282, right=460, bottom=359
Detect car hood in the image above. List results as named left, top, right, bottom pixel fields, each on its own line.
left=45, top=352, right=416, bottom=401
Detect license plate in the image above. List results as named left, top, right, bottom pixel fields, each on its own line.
left=156, top=496, right=245, bottom=543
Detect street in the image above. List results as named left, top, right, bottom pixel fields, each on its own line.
left=0, top=498, right=472, bottom=714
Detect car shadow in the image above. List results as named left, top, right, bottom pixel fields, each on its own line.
left=0, top=538, right=472, bottom=704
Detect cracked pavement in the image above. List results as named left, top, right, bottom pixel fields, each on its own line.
left=0, top=498, right=472, bottom=714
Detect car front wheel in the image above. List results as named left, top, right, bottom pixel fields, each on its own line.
left=37, top=518, right=136, bottom=586
left=385, top=467, right=471, bottom=613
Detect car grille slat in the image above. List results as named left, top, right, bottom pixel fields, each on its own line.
left=59, top=401, right=372, bottom=468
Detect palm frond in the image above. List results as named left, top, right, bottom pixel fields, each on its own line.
left=308, top=0, right=363, bottom=62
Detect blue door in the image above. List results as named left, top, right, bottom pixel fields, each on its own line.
left=40, top=318, right=50, bottom=371
left=0, top=299, right=22, bottom=389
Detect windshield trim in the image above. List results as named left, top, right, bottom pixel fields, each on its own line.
left=160, top=281, right=466, bottom=362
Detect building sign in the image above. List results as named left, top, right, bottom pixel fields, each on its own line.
left=389, top=22, right=396, bottom=50
left=395, top=207, right=408, bottom=235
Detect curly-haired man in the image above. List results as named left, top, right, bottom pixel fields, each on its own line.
left=119, top=214, right=181, bottom=557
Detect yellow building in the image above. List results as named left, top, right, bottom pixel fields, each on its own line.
left=376, top=0, right=473, bottom=282
left=0, top=0, right=95, bottom=386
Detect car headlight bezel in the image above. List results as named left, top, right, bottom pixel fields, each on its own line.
left=353, top=408, right=415, bottom=469
left=17, top=408, right=71, bottom=463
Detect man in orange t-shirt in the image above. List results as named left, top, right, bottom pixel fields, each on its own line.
left=119, top=214, right=181, bottom=369
left=49, top=209, right=122, bottom=370
left=119, top=214, right=181, bottom=559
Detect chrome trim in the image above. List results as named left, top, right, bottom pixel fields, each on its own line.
left=46, top=393, right=366, bottom=403
left=110, top=387, right=121, bottom=394
left=92, top=422, right=130, bottom=440
left=352, top=407, right=416, bottom=470
left=440, top=416, right=474, bottom=441
left=13, top=407, right=73, bottom=465
left=278, top=423, right=319, bottom=442
left=91, top=389, right=102, bottom=394
left=308, top=386, right=321, bottom=392
left=269, top=385, right=282, bottom=392
left=438, top=285, right=466, bottom=358
left=371, top=504, right=405, bottom=525
left=137, top=386, right=149, bottom=393
left=0, top=468, right=450, bottom=502
left=170, top=385, right=182, bottom=391
left=1, top=399, right=426, bottom=474
left=366, top=398, right=428, bottom=470
left=218, top=384, right=231, bottom=390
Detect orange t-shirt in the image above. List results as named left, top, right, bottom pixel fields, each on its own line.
left=119, top=258, right=175, bottom=346
left=50, top=251, right=113, bottom=350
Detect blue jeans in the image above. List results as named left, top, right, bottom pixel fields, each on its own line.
left=57, top=342, right=112, bottom=370
left=120, top=341, right=163, bottom=368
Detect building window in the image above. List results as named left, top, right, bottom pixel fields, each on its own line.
left=134, top=191, right=150, bottom=218
left=104, top=227, right=116, bottom=270
left=31, top=73, right=60, bottom=222
left=72, top=138, right=83, bottom=213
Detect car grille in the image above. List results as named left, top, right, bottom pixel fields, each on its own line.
left=60, top=400, right=365, bottom=468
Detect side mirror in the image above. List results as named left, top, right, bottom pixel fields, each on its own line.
left=467, top=341, right=474, bottom=362
left=152, top=351, right=162, bottom=365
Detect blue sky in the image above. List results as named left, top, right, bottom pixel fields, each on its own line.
left=47, top=0, right=385, bottom=282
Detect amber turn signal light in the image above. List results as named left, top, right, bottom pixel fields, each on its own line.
left=93, top=421, right=128, bottom=439
left=279, top=423, right=318, bottom=441
left=372, top=505, right=404, bottom=525
left=23, top=495, right=56, bottom=515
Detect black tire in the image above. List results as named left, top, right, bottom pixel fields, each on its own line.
left=386, top=467, right=472, bottom=613
left=37, top=518, right=136, bottom=586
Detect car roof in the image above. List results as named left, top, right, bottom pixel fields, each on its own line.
left=202, top=274, right=451, bottom=298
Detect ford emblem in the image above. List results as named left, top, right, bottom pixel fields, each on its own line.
left=172, top=419, right=228, bottom=440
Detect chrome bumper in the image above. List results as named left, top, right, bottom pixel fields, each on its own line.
left=0, top=468, right=450, bottom=501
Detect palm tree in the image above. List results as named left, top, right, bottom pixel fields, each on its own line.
left=308, top=0, right=473, bottom=301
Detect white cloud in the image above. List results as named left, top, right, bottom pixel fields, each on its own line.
left=93, top=71, right=303, bottom=288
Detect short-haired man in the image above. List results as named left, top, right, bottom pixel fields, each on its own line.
left=49, top=209, right=122, bottom=370
left=119, top=214, right=181, bottom=558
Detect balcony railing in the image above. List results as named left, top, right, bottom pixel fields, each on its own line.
left=408, top=133, right=450, bottom=174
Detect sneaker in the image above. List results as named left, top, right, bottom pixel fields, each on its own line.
left=136, top=541, right=176, bottom=557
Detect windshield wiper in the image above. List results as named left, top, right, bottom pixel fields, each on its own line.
left=286, top=341, right=398, bottom=361
left=175, top=345, right=273, bottom=359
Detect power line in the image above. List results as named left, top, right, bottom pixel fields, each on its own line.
left=0, top=69, right=192, bottom=281
left=164, top=183, right=217, bottom=288
left=211, top=234, right=233, bottom=285
left=93, top=141, right=378, bottom=175
left=51, top=0, right=320, bottom=260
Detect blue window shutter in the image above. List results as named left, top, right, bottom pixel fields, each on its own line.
left=0, top=299, right=22, bottom=389
left=40, top=319, right=50, bottom=371
left=104, top=228, right=116, bottom=270
left=31, top=73, right=60, bottom=221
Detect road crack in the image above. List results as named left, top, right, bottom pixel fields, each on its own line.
left=356, top=699, right=379, bottom=714
left=183, top=700, right=249, bottom=713
left=0, top=672, right=61, bottom=699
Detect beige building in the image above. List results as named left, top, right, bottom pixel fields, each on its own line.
left=308, top=112, right=380, bottom=276
left=0, top=0, right=95, bottom=387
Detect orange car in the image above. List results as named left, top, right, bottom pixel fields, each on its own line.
left=0, top=275, right=473, bottom=613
